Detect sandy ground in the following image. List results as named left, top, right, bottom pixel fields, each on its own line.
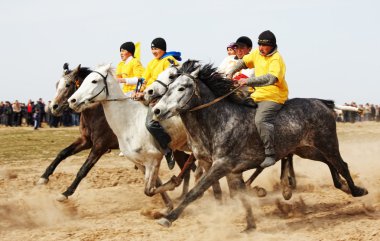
left=0, top=122, right=379, bottom=241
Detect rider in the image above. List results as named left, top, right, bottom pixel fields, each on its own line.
left=227, top=30, right=289, bottom=168
left=116, top=42, right=144, bottom=97
left=137, top=37, right=182, bottom=170
left=227, top=42, right=236, bottom=56
left=219, top=36, right=254, bottom=83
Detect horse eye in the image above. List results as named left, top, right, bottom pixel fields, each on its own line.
left=178, top=87, right=185, bottom=91
left=65, top=84, right=70, bottom=88
left=91, top=80, right=97, bottom=84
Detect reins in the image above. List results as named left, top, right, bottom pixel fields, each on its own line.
left=189, top=84, right=243, bottom=112
left=177, top=72, right=243, bottom=112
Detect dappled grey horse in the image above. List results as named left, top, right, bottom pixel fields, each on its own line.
left=145, top=63, right=296, bottom=199
left=152, top=60, right=368, bottom=231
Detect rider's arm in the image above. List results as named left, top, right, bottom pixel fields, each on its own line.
left=246, top=74, right=278, bottom=87
left=226, top=59, right=247, bottom=78
left=124, top=77, right=139, bottom=85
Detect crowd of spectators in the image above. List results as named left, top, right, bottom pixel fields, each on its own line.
left=0, top=98, right=80, bottom=129
left=336, top=102, right=380, bottom=123
left=1, top=99, right=379, bottom=128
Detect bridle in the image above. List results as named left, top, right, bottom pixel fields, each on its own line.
left=85, top=71, right=130, bottom=102
left=86, top=71, right=109, bottom=102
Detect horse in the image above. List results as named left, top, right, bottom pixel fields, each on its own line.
left=67, top=64, right=223, bottom=212
left=144, top=64, right=297, bottom=199
left=152, top=60, right=368, bottom=231
left=38, top=63, right=192, bottom=205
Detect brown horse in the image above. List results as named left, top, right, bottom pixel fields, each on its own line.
left=38, top=63, right=193, bottom=206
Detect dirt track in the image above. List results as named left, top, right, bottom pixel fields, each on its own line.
left=0, top=123, right=379, bottom=241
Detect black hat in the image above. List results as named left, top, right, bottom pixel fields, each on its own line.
left=235, top=36, right=252, bottom=48
left=120, top=42, right=135, bottom=56
left=151, top=37, right=166, bottom=51
left=258, top=30, right=277, bottom=47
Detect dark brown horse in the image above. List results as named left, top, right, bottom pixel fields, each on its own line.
left=38, top=63, right=192, bottom=204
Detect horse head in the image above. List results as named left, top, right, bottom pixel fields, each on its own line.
left=68, top=63, right=122, bottom=112
left=144, top=62, right=180, bottom=103
left=153, top=60, right=202, bottom=120
left=51, top=63, right=86, bottom=116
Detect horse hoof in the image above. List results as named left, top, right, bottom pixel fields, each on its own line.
left=282, top=187, right=293, bottom=200
left=56, top=194, right=68, bottom=202
left=241, top=225, right=256, bottom=233
left=157, top=218, right=172, bottom=227
left=353, top=187, right=369, bottom=197
left=252, top=186, right=267, bottom=197
left=36, top=178, right=48, bottom=185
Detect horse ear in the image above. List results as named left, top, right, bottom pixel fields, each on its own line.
left=104, top=63, right=112, bottom=73
left=190, top=66, right=201, bottom=78
left=63, top=63, right=70, bottom=74
left=72, top=64, right=81, bottom=75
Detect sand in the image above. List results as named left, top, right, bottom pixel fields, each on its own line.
left=0, top=122, right=379, bottom=241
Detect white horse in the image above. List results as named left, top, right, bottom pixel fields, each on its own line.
left=68, top=64, right=189, bottom=211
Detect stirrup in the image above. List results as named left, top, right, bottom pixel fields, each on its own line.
left=260, top=155, right=276, bottom=168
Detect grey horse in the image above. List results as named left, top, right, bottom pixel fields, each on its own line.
left=152, top=60, right=368, bottom=231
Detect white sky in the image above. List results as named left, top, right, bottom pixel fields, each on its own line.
left=0, top=0, right=379, bottom=105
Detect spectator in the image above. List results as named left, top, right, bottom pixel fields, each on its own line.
left=12, top=100, right=22, bottom=126
left=33, top=108, right=40, bottom=130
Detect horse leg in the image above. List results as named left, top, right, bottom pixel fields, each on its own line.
left=155, top=177, right=174, bottom=214
left=58, top=145, right=108, bottom=201
left=297, top=143, right=368, bottom=197
left=173, top=151, right=194, bottom=199
left=38, top=137, right=91, bottom=185
left=226, top=173, right=256, bottom=231
left=157, top=162, right=230, bottom=227
left=295, top=147, right=350, bottom=193
left=325, top=162, right=351, bottom=194
left=244, top=167, right=263, bottom=187
left=280, top=154, right=296, bottom=200
left=320, top=151, right=368, bottom=197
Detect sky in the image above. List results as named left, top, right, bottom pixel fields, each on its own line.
left=0, top=0, right=379, bottom=105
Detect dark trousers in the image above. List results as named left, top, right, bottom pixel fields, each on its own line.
left=255, top=101, right=283, bottom=156
left=145, top=106, right=171, bottom=152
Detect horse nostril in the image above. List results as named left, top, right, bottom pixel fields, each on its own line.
left=70, top=98, right=76, bottom=103
left=148, top=89, right=153, bottom=95
left=52, top=104, right=58, bottom=110
left=153, top=108, right=161, bottom=115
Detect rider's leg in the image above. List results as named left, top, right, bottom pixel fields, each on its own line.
left=255, top=101, right=282, bottom=168
left=145, top=106, right=175, bottom=169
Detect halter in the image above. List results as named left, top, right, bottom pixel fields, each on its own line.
left=155, top=79, right=170, bottom=93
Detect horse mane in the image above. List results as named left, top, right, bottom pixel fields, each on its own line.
left=76, top=67, right=92, bottom=82
left=177, top=60, right=246, bottom=103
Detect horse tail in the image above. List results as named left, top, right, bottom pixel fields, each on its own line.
left=316, top=99, right=335, bottom=110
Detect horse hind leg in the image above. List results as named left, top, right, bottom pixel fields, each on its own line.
left=326, top=154, right=368, bottom=197
left=294, top=146, right=350, bottom=194
left=226, top=173, right=256, bottom=232
left=313, top=142, right=368, bottom=197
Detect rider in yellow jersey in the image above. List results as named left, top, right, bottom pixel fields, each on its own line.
left=228, top=30, right=289, bottom=168
left=139, top=37, right=182, bottom=169
left=116, top=42, right=144, bottom=96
